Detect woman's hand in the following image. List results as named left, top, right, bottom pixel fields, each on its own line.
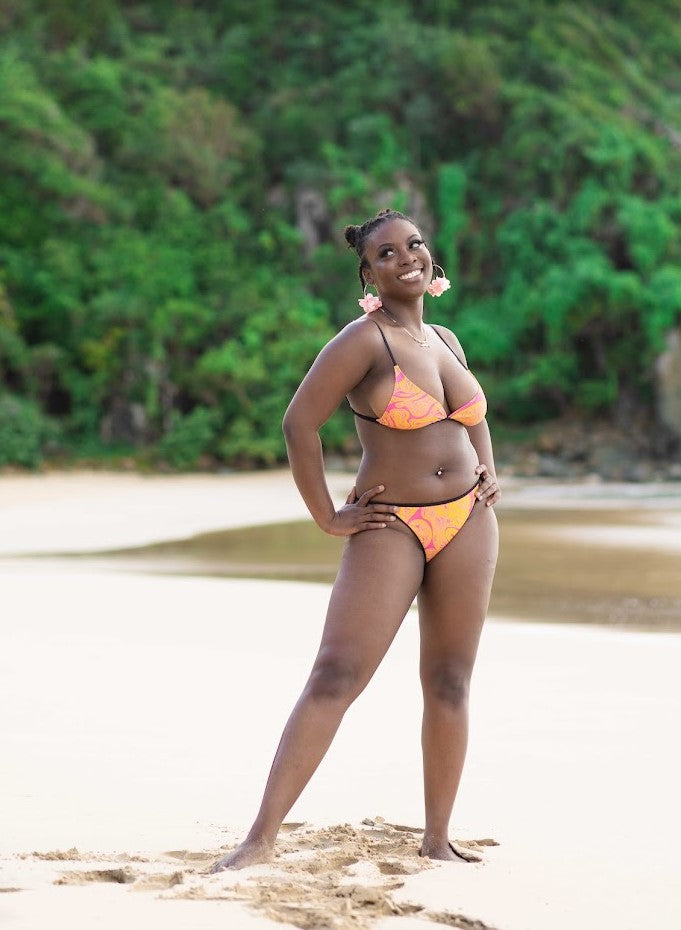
left=323, top=485, right=398, bottom=537
left=474, top=464, right=501, bottom=507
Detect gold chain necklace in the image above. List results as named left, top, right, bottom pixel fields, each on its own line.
left=380, top=306, right=430, bottom=347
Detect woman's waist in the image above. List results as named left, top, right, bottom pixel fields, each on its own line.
left=355, top=453, right=480, bottom=506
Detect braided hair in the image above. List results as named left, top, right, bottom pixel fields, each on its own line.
left=344, top=208, right=416, bottom=287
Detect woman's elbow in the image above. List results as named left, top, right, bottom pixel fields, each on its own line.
left=282, top=404, right=296, bottom=438
left=282, top=409, right=296, bottom=440
left=282, top=406, right=314, bottom=441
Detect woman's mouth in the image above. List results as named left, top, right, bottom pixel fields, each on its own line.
left=398, top=268, right=423, bottom=281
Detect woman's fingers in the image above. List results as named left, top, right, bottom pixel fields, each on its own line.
left=354, top=484, right=397, bottom=529
left=474, top=465, right=501, bottom=506
left=478, top=480, right=501, bottom=506
left=356, top=484, right=384, bottom=505
left=356, top=508, right=396, bottom=530
left=327, top=484, right=399, bottom=535
left=355, top=485, right=397, bottom=517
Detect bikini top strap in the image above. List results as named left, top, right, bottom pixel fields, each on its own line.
left=431, top=325, right=468, bottom=370
left=370, top=319, right=397, bottom=366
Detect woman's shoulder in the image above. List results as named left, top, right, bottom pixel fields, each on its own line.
left=430, top=323, right=468, bottom=365
left=331, top=313, right=387, bottom=353
left=430, top=322, right=461, bottom=347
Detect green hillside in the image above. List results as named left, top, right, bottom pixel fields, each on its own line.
left=2, top=1, right=681, bottom=468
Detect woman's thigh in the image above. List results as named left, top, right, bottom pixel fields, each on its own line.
left=418, top=502, right=499, bottom=669
left=312, top=525, right=425, bottom=684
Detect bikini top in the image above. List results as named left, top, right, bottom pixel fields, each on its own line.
left=349, top=321, right=487, bottom=430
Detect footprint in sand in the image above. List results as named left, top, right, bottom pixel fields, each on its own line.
left=422, top=910, right=500, bottom=930
left=39, top=820, right=499, bottom=930
left=162, top=849, right=215, bottom=863
left=131, top=872, right=184, bottom=892
left=29, top=848, right=81, bottom=861
left=54, top=868, right=137, bottom=885
left=377, top=860, right=420, bottom=876
left=280, top=821, right=307, bottom=833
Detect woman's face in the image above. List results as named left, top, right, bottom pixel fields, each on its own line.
left=362, top=218, right=433, bottom=301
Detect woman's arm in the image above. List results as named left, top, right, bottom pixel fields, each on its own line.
left=467, top=419, right=501, bottom=506
left=282, top=321, right=398, bottom=535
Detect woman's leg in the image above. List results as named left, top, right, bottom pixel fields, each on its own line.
left=417, top=503, right=498, bottom=860
left=211, top=524, right=424, bottom=871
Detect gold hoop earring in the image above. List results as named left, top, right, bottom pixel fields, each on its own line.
left=427, top=264, right=451, bottom=297
left=358, top=283, right=382, bottom=313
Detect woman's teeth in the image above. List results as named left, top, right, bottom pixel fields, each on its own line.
left=398, top=269, right=422, bottom=280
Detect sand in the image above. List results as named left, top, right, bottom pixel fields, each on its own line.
left=1, top=470, right=680, bottom=930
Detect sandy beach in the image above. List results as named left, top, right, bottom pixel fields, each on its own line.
left=1, top=470, right=680, bottom=930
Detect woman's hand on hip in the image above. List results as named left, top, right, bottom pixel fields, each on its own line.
left=323, top=485, right=398, bottom=536
left=474, top=464, right=501, bottom=506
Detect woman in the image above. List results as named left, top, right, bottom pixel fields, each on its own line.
left=211, top=208, right=500, bottom=871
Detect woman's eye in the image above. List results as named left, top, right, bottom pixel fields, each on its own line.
left=379, top=240, right=422, bottom=257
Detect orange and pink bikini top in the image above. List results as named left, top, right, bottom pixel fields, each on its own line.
left=349, top=321, right=487, bottom=430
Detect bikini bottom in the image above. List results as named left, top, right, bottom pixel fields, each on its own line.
left=381, top=481, right=480, bottom=563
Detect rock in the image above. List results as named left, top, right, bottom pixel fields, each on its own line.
left=536, top=454, right=572, bottom=478
left=536, top=431, right=561, bottom=454
left=374, top=176, right=435, bottom=243
left=621, top=461, right=656, bottom=482
left=513, top=450, right=540, bottom=477
left=656, top=326, right=681, bottom=440
left=100, top=400, right=147, bottom=444
left=295, top=186, right=331, bottom=256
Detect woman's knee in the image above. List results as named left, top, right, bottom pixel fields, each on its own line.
left=421, top=659, right=471, bottom=708
left=305, top=653, right=366, bottom=704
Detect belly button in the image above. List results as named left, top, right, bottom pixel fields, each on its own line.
left=436, top=467, right=443, bottom=477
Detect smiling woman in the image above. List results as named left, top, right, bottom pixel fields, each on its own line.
left=210, top=208, right=500, bottom=871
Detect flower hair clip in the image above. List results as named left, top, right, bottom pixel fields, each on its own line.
left=358, top=284, right=382, bottom=313
left=427, top=264, right=451, bottom=297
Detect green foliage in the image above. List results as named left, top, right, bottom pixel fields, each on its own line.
left=156, top=406, right=221, bottom=470
left=435, top=163, right=467, bottom=309
left=2, top=1, right=681, bottom=468
left=0, top=392, right=61, bottom=467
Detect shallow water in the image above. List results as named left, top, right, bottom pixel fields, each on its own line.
left=36, top=505, right=681, bottom=631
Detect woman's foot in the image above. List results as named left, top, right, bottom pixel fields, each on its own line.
left=209, top=836, right=274, bottom=872
left=419, top=838, right=481, bottom=863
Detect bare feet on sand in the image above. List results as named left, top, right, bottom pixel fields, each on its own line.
left=419, top=838, right=482, bottom=863
left=209, top=837, right=274, bottom=872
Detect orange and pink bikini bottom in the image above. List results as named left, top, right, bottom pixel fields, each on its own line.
left=382, top=481, right=480, bottom=563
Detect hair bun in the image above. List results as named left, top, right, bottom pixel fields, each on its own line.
left=344, top=224, right=361, bottom=248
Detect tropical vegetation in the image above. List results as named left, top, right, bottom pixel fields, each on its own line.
left=2, top=0, right=681, bottom=468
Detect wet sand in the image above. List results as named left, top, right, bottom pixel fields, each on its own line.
left=13, top=505, right=676, bottom=630
left=1, top=471, right=681, bottom=930
left=4, top=470, right=680, bottom=630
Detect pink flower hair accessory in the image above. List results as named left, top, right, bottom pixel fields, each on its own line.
left=358, top=284, right=382, bottom=313
left=427, top=264, right=451, bottom=297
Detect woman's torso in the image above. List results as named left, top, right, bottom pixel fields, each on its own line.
left=347, top=319, right=484, bottom=503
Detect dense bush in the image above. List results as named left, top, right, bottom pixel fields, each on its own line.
left=0, top=393, right=61, bottom=467
left=1, top=1, right=681, bottom=467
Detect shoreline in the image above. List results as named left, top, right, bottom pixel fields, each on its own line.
left=2, top=471, right=680, bottom=930
left=1, top=467, right=680, bottom=557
